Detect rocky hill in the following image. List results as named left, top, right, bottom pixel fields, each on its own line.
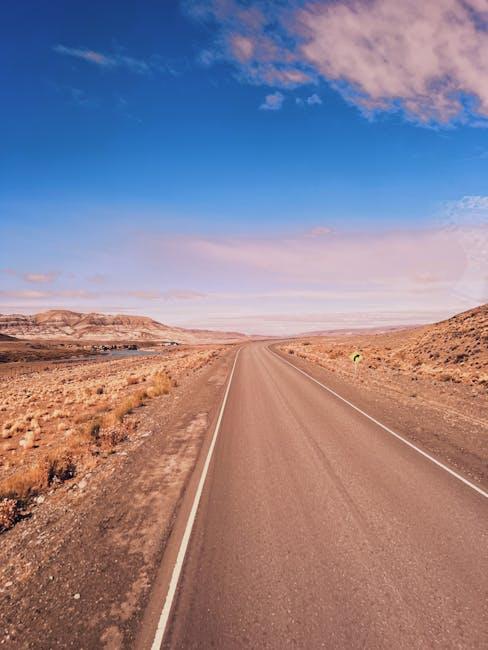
left=0, top=310, right=247, bottom=344
left=395, top=303, right=487, bottom=381
left=284, top=303, right=487, bottom=388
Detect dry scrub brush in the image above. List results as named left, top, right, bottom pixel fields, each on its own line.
left=0, top=347, right=221, bottom=517
left=0, top=447, right=76, bottom=500
left=0, top=498, right=19, bottom=532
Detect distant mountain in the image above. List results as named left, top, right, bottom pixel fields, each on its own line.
left=0, top=310, right=248, bottom=344
left=297, top=324, right=412, bottom=337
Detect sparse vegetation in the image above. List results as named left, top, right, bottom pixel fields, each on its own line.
left=109, top=389, right=147, bottom=424
left=0, top=346, right=222, bottom=524
left=149, top=371, right=171, bottom=396
left=0, top=498, right=19, bottom=532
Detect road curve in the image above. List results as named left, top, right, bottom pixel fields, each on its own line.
left=157, top=342, right=487, bottom=649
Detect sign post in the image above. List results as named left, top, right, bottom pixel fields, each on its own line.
left=350, top=351, right=363, bottom=378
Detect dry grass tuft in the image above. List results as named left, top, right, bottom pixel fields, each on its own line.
left=108, top=389, right=147, bottom=425
left=0, top=449, right=76, bottom=500
left=0, top=498, right=19, bottom=532
left=44, top=449, right=76, bottom=484
left=150, top=371, right=171, bottom=397
left=97, top=428, right=128, bottom=450
left=84, top=418, right=102, bottom=440
left=0, top=462, right=50, bottom=499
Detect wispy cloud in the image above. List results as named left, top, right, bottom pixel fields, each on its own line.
left=305, top=226, right=332, bottom=238
left=67, top=87, right=94, bottom=107
left=182, top=230, right=465, bottom=284
left=297, top=93, right=322, bottom=107
left=2, top=269, right=59, bottom=284
left=187, top=0, right=488, bottom=126
left=53, top=45, right=151, bottom=75
left=53, top=45, right=115, bottom=67
left=142, top=210, right=487, bottom=310
left=127, top=289, right=206, bottom=301
left=0, top=289, right=97, bottom=300
left=23, top=272, right=59, bottom=284
left=161, top=289, right=206, bottom=300
left=87, top=274, right=106, bottom=285
left=0, top=288, right=205, bottom=303
left=306, top=93, right=321, bottom=106
left=0, top=290, right=52, bottom=300
left=260, top=91, right=284, bottom=111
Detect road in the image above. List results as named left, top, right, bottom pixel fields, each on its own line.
left=152, top=343, right=488, bottom=649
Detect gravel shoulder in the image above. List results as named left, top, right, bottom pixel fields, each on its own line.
left=0, top=346, right=237, bottom=648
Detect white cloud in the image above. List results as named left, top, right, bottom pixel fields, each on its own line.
left=299, top=0, right=488, bottom=123
left=53, top=45, right=115, bottom=67
left=190, top=0, right=488, bottom=125
left=306, top=93, right=322, bottom=106
left=260, top=91, right=284, bottom=111
left=296, top=93, right=322, bottom=107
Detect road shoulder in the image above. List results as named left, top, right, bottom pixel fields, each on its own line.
left=0, top=347, right=237, bottom=649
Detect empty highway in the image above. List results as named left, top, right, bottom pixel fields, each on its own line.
left=149, top=343, right=487, bottom=649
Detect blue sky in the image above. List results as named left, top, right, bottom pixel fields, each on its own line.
left=1, top=1, right=487, bottom=333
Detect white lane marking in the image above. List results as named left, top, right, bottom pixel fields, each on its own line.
left=151, top=350, right=240, bottom=650
left=270, top=348, right=488, bottom=499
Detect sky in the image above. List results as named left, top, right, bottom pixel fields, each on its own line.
left=1, top=0, right=488, bottom=334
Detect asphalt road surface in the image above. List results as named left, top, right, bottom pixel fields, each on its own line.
left=154, top=343, right=487, bottom=649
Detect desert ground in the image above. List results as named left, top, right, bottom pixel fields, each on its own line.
left=0, top=344, right=224, bottom=533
